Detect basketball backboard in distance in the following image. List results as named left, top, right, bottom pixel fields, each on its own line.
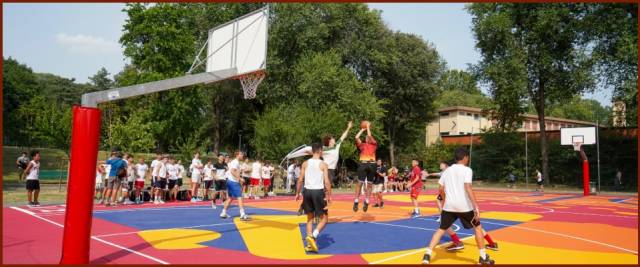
left=560, top=127, right=596, bottom=145
left=206, top=7, right=268, bottom=76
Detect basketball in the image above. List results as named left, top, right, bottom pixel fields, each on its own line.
left=360, top=120, right=370, bottom=129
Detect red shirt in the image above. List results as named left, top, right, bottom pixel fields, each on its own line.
left=411, top=166, right=423, bottom=188
left=357, top=138, right=377, bottom=162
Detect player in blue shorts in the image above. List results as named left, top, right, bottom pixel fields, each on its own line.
left=220, top=151, right=249, bottom=220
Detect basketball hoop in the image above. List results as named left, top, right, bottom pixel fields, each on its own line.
left=572, top=141, right=582, bottom=151
left=234, top=70, right=265, bottom=99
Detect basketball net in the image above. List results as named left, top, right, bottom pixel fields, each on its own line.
left=235, top=71, right=265, bottom=99
left=572, top=142, right=582, bottom=152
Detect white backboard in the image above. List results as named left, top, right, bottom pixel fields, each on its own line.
left=560, top=127, right=596, bottom=145
left=206, top=7, right=268, bottom=76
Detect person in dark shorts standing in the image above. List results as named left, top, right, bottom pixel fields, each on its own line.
left=353, top=121, right=377, bottom=212
left=373, top=159, right=386, bottom=208
left=16, top=152, right=30, bottom=182
left=422, top=147, right=495, bottom=265
left=24, top=150, right=41, bottom=206
left=295, top=143, right=332, bottom=253
left=212, top=154, right=228, bottom=209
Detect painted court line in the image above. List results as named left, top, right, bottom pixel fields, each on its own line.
left=10, top=207, right=170, bottom=264
left=93, top=222, right=237, bottom=238
left=481, top=220, right=638, bottom=255
left=369, top=236, right=476, bottom=264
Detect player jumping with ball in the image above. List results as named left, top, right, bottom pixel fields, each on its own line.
left=353, top=120, right=377, bottom=213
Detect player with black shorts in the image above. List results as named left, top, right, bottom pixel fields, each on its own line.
left=295, top=143, right=332, bottom=253
left=353, top=121, right=377, bottom=212
left=212, top=154, right=228, bottom=209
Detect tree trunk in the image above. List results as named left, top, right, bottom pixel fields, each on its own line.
left=534, top=83, right=550, bottom=186
left=388, top=128, right=395, bottom=166
left=213, top=93, right=221, bottom=156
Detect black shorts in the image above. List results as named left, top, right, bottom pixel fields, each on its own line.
left=215, top=180, right=227, bottom=191
left=151, top=176, right=158, bottom=187
left=168, top=179, right=177, bottom=190
left=537, top=180, right=544, bottom=186
left=328, top=169, right=336, bottom=183
left=128, top=182, right=134, bottom=190
left=204, top=180, right=213, bottom=190
left=243, top=177, right=250, bottom=186
left=26, top=180, right=40, bottom=190
left=155, top=178, right=167, bottom=189
left=439, top=210, right=481, bottom=230
left=302, top=189, right=327, bottom=217
left=357, top=162, right=377, bottom=182
left=177, top=178, right=183, bottom=187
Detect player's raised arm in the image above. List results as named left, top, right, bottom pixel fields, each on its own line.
left=355, top=128, right=365, bottom=145
left=339, top=121, right=353, bottom=142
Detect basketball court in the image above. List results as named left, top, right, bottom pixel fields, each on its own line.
left=4, top=189, right=637, bottom=264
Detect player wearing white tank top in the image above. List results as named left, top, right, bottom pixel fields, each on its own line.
left=24, top=150, right=41, bottom=206
left=295, top=143, right=331, bottom=253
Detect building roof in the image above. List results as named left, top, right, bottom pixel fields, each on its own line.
left=437, top=106, right=596, bottom=126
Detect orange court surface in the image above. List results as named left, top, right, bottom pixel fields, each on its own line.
left=3, top=189, right=638, bottom=264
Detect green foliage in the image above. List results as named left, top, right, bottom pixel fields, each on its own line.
left=419, top=141, right=457, bottom=172
left=471, top=130, right=526, bottom=182
left=434, top=70, right=492, bottom=110
left=547, top=96, right=611, bottom=125
left=18, top=96, right=73, bottom=157
left=3, top=57, right=38, bottom=145
left=108, top=111, right=155, bottom=153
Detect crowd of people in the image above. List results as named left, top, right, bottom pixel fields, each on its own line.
left=94, top=151, right=278, bottom=208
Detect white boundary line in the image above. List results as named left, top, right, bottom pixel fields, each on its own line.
left=369, top=236, right=475, bottom=264
left=10, top=207, right=169, bottom=264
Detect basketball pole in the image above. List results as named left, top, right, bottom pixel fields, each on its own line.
left=60, top=106, right=101, bottom=264
left=579, top=147, right=590, bottom=196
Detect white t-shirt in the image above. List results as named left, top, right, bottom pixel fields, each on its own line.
left=261, top=165, right=273, bottom=179
left=537, top=172, right=542, bottom=182
left=241, top=162, right=250, bottom=178
left=190, top=158, right=203, bottom=176
left=103, top=164, right=111, bottom=179
left=26, top=160, right=40, bottom=180
left=177, top=164, right=185, bottom=178
left=158, top=161, right=167, bottom=179
left=304, top=159, right=325, bottom=190
left=251, top=162, right=262, bottom=178
left=151, top=159, right=160, bottom=176
left=294, top=166, right=301, bottom=178
left=226, top=159, right=241, bottom=183
left=323, top=141, right=342, bottom=170
left=287, top=164, right=295, bottom=179
left=96, top=169, right=103, bottom=184
left=438, top=164, right=474, bottom=212
left=127, top=165, right=136, bottom=182
left=136, top=163, right=148, bottom=181
left=203, top=164, right=214, bottom=181
left=167, top=163, right=179, bottom=180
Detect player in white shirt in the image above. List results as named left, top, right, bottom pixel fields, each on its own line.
left=202, top=160, right=214, bottom=201
left=189, top=152, right=204, bottom=202
left=220, top=151, right=249, bottom=220
left=295, top=143, right=332, bottom=253
left=176, top=160, right=185, bottom=193
left=261, top=162, right=274, bottom=197
left=240, top=158, right=251, bottom=198
left=134, top=158, right=148, bottom=204
left=249, top=160, right=263, bottom=199
left=153, top=156, right=168, bottom=204
left=167, top=158, right=180, bottom=202
left=286, top=160, right=297, bottom=193
left=96, top=163, right=105, bottom=203
left=211, top=155, right=228, bottom=209
left=99, top=163, right=111, bottom=204
left=24, top=150, right=42, bottom=207
left=150, top=153, right=161, bottom=196
left=122, top=156, right=136, bottom=205
left=422, top=147, right=494, bottom=265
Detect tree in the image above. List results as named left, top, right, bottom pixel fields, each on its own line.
left=468, top=3, right=596, bottom=184
left=434, top=70, right=492, bottom=109
left=19, top=96, right=73, bottom=158
left=547, top=96, right=611, bottom=126
left=369, top=31, right=445, bottom=165
left=3, top=57, right=38, bottom=146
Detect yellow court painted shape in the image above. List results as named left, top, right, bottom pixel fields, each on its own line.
left=137, top=229, right=221, bottom=250
left=363, top=239, right=638, bottom=264
left=479, top=211, right=541, bottom=222
left=234, top=215, right=331, bottom=260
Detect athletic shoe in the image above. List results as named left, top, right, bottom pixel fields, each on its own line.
left=479, top=255, right=495, bottom=265
left=305, top=236, right=318, bottom=252
left=383, top=190, right=388, bottom=193
left=422, top=254, right=431, bottom=264
left=153, top=200, right=160, bottom=205
left=373, top=203, right=379, bottom=208
left=98, top=199, right=104, bottom=204
left=304, top=244, right=316, bottom=253
left=353, top=202, right=359, bottom=212
left=436, top=216, right=441, bottom=222
left=220, top=212, right=229, bottom=219
left=34, top=201, right=40, bottom=207
left=240, top=214, right=249, bottom=220
left=363, top=202, right=369, bottom=212
left=445, top=242, right=464, bottom=251
left=485, top=242, right=499, bottom=251
left=211, top=202, right=217, bottom=209
left=124, top=200, right=134, bottom=205
left=190, top=198, right=197, bottom=203
left=298, top=206, right=304, bottom=216
left=105, top=202, right=111, bottom=207
left=255, top=196, right=261, bottom=200
left=27, top=202, right=34, bottom=207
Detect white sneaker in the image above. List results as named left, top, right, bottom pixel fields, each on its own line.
left=240, top=214, right=249, bottom=220
left=436, top=216, right=441, bottom=222
left=190, top=198, right=197, bottom=203
left=243, top=193, right=249, bottom=198
left=211, top=202, right=217, bottom=209
left=255, top=196, right=260, bottom=200
left=159, top=199, right=165, bottom=204
left=124, top=200, right=134, bottom=205
left=153, top=200, right=160, bottom=205
left=220, top=212, right=229, bottom=219
left=383, top=190, right=388, bottom=193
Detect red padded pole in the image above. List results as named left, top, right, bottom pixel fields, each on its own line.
left=60, top=106, right=101, bottom=264
left=582, top=160, right=590, bottom=196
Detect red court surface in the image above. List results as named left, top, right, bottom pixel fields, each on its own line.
left=3, top=190, right=638, bottom=264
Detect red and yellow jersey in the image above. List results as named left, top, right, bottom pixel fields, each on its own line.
left=357, top=138, right=377, bottom=162
left=411, top=166, right=423, bottom=188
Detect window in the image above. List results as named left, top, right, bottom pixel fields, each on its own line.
left=440, top=112, right=449, bottom=117
left=467, top=113, right=472, bottom=116
left=474, top=114, right=480, bottom=120
left=440, top=132, right=450, bottom=136
left=459, top=112, right=465, bottom=116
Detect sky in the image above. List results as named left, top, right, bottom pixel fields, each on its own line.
left=3, top=3, right=611, bottom=106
